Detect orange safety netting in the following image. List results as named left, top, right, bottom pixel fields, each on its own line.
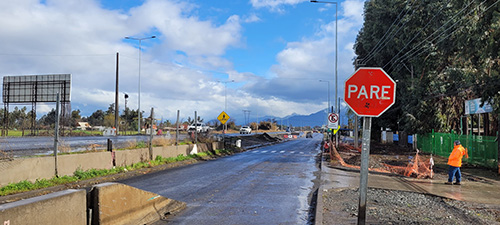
left=327, top=141, right=434, bottom=179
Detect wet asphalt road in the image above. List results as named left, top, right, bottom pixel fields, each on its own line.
left=119, top=134, right=322, bottom=225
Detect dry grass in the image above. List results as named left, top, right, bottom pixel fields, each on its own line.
left=152, top=137, right=174, bottom=147
left=85, top=144, right=102, bottom=152
left=58, top=140, right=72, bottom=153
left=0, top=150, right=13, bottom=160
left=124, top=140, right=138, bottom=149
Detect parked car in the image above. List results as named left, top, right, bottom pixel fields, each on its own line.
left=239, top=126, right=252, bottom=134
left=187, top=123, right=210, bottom=133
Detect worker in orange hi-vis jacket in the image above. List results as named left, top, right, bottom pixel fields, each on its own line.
left=445, top=140, right=468, bottom=185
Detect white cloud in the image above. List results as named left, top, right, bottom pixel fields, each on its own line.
left=343, top=0, right=365, bottom=24
left=244, top=13, right=262, bottom=23
left=259, top=0, right=366, bottom=107
left=0, top=0, right=245, bottom=121
left=250, top=0, right=308, bottom=12
left=0, top=0, right=368, bottom=125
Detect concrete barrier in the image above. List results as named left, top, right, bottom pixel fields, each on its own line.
left=0, top=142, right=222, bottom=187
left=114, top=148, right=149, bottom=167
left=90, top=182, right=186, bottom=225
left=0, top=189, right=86, bottom=225
left=152, top=145, right=190, bottom=159
left=58, top=151, right=112, bottom=176
left=0, top=157, right=54, bottom=186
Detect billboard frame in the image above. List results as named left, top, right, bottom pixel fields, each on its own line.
left=2, top=74, right=71, bottom=136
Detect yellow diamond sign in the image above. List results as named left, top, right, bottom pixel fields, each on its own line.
left=217, top=111, right=230, bottom=125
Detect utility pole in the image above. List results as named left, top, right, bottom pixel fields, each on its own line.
left=194, top=111, right=198, bottom=145
left=149, top=108, right=154, bottom=160
left=114, top=52, right=119, bottom=135
left=176, top=110, right=180, bottom=146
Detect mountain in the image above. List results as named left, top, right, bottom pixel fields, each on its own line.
left=247, top=108, right=349, bottom=128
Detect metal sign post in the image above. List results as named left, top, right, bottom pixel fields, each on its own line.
left=343, top=67, right=396, bottom=225
left=218, top=111, right=230, bottom=150
left=358, top=116, right=371, bottom=224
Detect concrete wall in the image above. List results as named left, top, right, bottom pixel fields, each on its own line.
left=114, top=148, right=149, bottom=167
left=58, top=152, right=112, bottom=176
left=0, top=142, right=222, bottom=187
left=0, top=189, right=86, bottom=225
left=153, top=145, right=190, bottom=159
left=0, top=157, right=54, bottom=186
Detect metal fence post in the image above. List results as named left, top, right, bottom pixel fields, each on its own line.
left=54, top=93, right=60, bottom=177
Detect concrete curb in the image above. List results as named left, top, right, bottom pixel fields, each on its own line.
left=314, top=152, right=325, bottom=225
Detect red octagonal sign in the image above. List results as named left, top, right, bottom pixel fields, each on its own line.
left=344, top=67, right=396, bottom=117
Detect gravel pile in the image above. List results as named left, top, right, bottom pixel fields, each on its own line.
left=322, top=187, right=500, bottom=224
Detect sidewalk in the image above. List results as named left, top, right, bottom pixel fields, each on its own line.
left=315, top=155, right=500, bottom=224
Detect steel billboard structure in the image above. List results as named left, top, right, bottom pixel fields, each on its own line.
left=2, top=74, right=71, bottom=136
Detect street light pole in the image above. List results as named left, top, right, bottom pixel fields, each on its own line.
left=124, top=35, right=156, bottom=134
left=219, top=80, right=234, bottom=132
left=311, top=0, right=337, bottom=114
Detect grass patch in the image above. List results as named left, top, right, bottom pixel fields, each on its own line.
left=0, top=149, right=232, bottom=196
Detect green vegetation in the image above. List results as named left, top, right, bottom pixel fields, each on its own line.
left=135, top=141, right=147, bottom=148
left=0, top=149, right=232, bottom=196
left=354, top=0, right=500, bottom=134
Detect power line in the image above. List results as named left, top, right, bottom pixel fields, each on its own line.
left=387, top=0, right=497, bottom=73
left=361, top=0, right=416, bottom=65
left=387, top=0, right=478, bottom=71
left=382, top=0, right=454, bottom=69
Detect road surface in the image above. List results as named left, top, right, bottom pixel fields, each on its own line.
left=119, top=134, right=322, bottom=224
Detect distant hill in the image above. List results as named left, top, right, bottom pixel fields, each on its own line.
left=242, top=108, right=349, bottom=128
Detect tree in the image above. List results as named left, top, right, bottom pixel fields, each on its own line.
left=187, top=116, right=204, bottom=124
left=88, top=110, right=105, bottom=126
left=250, top=122, right=258, bottom=130
left=353, top=0, right=500, bottom=134
left=40, top=109, right=56, bottom=127
left=103, top=114, right=115, bottom=127
left=71, top=110, right=82, bottom=126
left=106, top=103, right=115, bottom=115
left=258, top=121, right=272, bottom=130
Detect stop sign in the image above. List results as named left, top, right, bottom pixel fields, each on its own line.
left=344, top=67, right=396, bottom=117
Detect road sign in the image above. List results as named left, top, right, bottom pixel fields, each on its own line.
left=217, top=111, right=230, bottom=125
left=327, top=113, right=339, bottom=129
left=343, top=67, right=396, bottom=224
left=344, top=67, right=396, bottom=117
left=333, top=126, right=340, bottom=134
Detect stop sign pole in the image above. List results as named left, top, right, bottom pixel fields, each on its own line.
left=344, top=67, right=396, bottom=225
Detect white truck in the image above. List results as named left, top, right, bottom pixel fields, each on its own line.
left=187, top=123, right=210, bottom=133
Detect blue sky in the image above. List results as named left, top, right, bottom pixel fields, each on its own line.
left=0, top=0, right=366, bottom=125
